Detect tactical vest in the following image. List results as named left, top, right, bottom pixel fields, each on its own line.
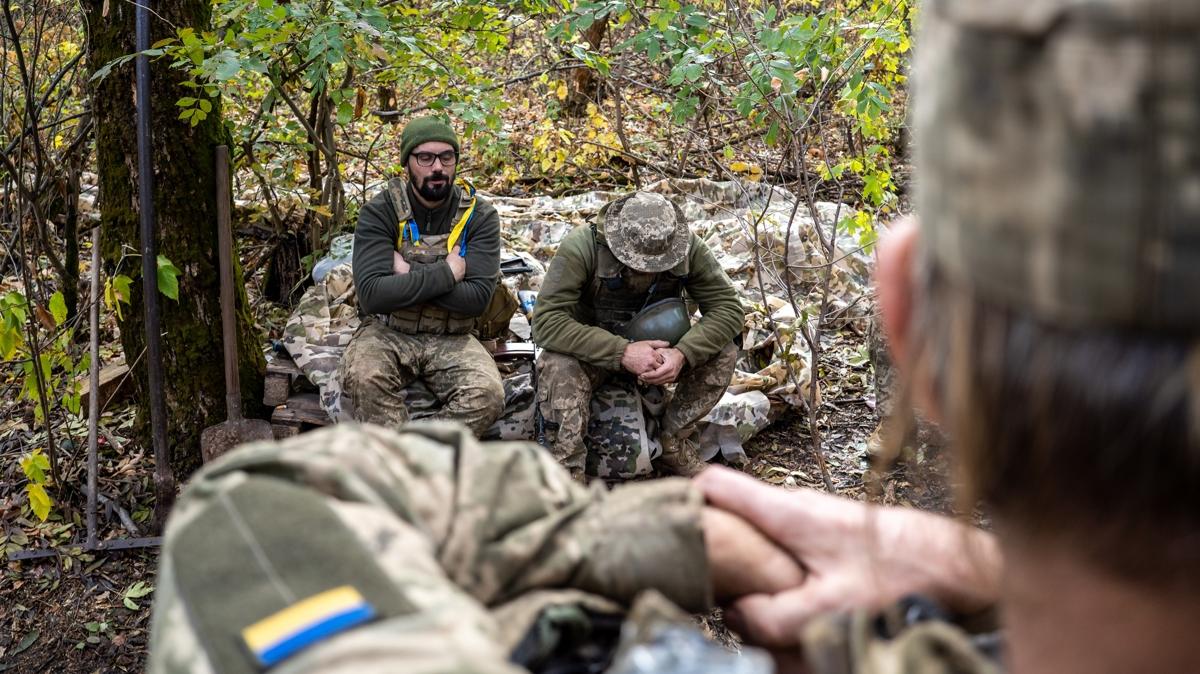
left=379, top=178, right=477, bottom=335
left=587, top=225, right=687, bottom=336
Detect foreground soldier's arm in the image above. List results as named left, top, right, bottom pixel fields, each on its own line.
left=532, top=225, right=632, bottom=369
left=149, top=423, right=801, bottom=674
left=673, top=234, right=745, bottom=367
left=353, top=191, right=457, bottom=315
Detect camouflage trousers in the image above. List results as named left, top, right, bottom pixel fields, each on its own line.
left=537, top=342, right=738, bottom=473
left=337, top=318, right=505, bottom=437
left=149, top=422, right=710, bottom=674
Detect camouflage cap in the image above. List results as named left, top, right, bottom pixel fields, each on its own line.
left=914, top=0, right=1200, bottom=331
left=605, top=192, right=690, bottom=273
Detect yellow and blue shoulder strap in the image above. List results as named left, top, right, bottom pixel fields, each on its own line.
left=397, top=179, right=477, bottom=256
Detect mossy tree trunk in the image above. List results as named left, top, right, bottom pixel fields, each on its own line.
left=82, top=0, right=265, bottom=480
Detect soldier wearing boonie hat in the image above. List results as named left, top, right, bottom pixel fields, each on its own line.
left=531, top=191, right=746, bottom=480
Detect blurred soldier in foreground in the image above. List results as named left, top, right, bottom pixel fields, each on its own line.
left=147, top=422, right=803, bottom=674
left=338, top=116, right=504, bottom=436
left=531, top=192, right=745, bottom=479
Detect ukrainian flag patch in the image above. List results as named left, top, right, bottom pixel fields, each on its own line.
left=241, top=586, right=375, bottom=667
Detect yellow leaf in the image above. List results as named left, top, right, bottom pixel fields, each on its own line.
left=555, top=82, right=568, bottom=100
left=27, top=483, right=52, bottom=521
left=310, top=204, right=333, bottom=218
left=729, top=161, right=749, bottom=173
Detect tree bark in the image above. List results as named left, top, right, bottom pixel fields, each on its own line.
left=565, top=17, right=608, bottom=115
left=82, top=0, right=265, bottom=480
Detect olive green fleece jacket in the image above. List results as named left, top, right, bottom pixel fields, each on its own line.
left=353, top=182, right=500, bottom=316
left=532, top=222, right=745, bottom=371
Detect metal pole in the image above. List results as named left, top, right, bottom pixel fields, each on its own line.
left=86, top=225, right=101, bottom=550
left=136, top=0, right=175, bottom=528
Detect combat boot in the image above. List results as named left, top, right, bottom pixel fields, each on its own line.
left=657, top=434, right=707, bottom=477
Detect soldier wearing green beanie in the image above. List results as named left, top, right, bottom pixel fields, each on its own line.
left=399, top=116, right=460, bottom=166
left=338, top=115, right=505, bottom=436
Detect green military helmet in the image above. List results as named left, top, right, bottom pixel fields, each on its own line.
left=622, top=298, right=692, bottom=345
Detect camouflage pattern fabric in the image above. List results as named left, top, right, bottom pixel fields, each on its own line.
left=537, top=342, right=736, bottom=479
left=585, top=379, right=664, bottom=479
left=148, top=422, right=711, bottom=674
left=535, top=350, right=657, bottom=478
left=603, top=192, right=690, bottom=273
left=337, top=319, right=505, bottom=437
left=282, top=264, right=360, bottom=391
left=917, top=0, right=1200, bottom=332
left=696, top=390, right=772, bottom=464
left=802, top=596, right=1002, bottom=674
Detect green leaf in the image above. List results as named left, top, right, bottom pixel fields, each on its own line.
left=13, top=630, right=39, bottom=655
left=156, top=256, right=181, bottom=301
left=122, top=581, right=155, bottom=610
left=49, top=292, right=67, bottom=326
left=27, top=483, right=52, bottom=521
left=213, top=49, right=242, bottom=81
left=20, top=450, right=50, bottom=484
left=0, top=324, right=20, bottom=360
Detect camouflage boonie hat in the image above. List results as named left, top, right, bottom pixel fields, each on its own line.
left=605, top=192, right=689, bottom=273
left=915, top=0, right=1200, bottom=331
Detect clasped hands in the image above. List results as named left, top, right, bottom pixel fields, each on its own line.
left=696, top=466, right=1001, bottom=660
left=621, top=339, right=686, bottom=385
left=393, top=251, right=466, bottom=282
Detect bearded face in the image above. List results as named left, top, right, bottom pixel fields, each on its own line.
left=407, top=141, right=456, bottom=205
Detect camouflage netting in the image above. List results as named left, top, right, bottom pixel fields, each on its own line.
left=282, top=178, right=872, bottom=477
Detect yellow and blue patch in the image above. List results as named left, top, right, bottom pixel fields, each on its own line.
left=241, top=586, right=376, bottom=668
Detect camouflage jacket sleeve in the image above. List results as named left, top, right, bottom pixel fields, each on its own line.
left=149, top=422, right=711, bottom=674
left=675, top=234, right=746, bottom=367
left=352, top=189, right=457, bottom=315
left=531, top=225, right=632, bottom=370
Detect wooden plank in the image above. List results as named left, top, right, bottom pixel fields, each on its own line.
left=267, top=358, right=304, bottom=377
left=78, top=360, right=132, bottom=417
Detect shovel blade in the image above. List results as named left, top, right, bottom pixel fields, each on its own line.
left=201, top=419, right=275, bottom=463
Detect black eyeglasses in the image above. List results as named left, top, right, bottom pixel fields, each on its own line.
left=412, top=151, right=457, bottom=167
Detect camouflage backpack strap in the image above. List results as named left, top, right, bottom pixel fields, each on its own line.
left=803, top=596, right=1002, bottom=674
left=387, top=177, right=414, bottom=248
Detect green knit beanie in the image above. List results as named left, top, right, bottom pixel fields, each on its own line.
left=400, top=116, right=460, bottom=165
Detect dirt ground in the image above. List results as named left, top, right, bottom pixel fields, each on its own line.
left=0, top=339, right=956, bottom=673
